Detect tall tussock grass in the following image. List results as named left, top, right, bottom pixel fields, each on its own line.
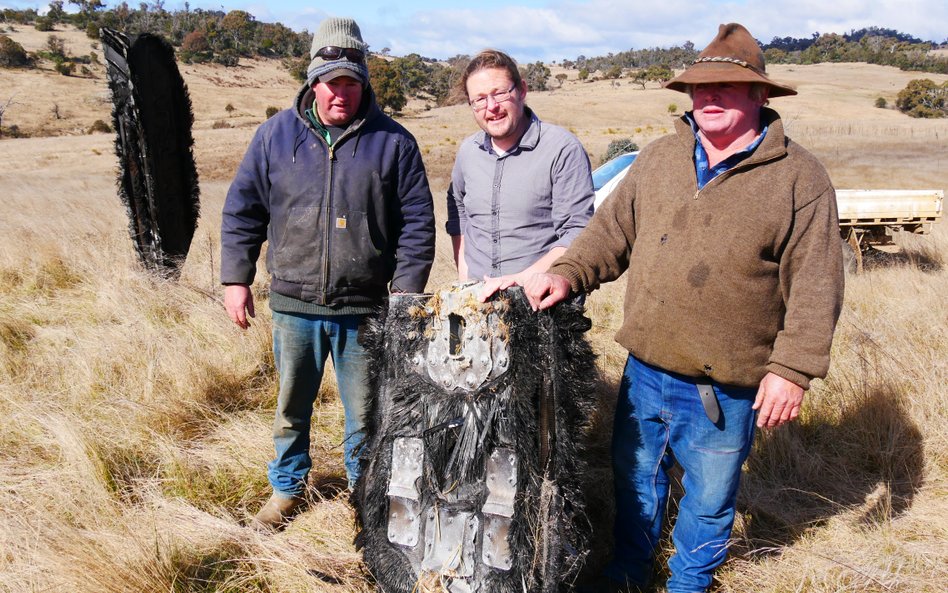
left=716, top=223, right=948, bottom=593
left=0, top=176, right=372, bottom=591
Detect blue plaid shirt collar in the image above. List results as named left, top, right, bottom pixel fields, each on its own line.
left=686, top=112, right=768, bottom=189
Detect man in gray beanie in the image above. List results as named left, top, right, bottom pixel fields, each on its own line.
left=221, top=17, right=435, bottom=531
left=304, top=17, right=370, bottom=87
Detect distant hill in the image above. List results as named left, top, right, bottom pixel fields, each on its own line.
left=565, top=27, right=947, bottom=76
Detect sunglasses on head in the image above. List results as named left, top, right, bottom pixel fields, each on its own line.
left=315, top=46, right=365, bottom=63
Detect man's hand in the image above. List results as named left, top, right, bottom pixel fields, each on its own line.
left=523, top=273, right=571, bottom=311
left=224, top=284, right=255, bottom=329
left=753, top=372, right=805, bottom=428
left=478, top=273, right=526, bottom=302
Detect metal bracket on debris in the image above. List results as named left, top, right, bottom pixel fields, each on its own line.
left=387, top=438, right=424, bottom=548
left=422, top=508, right=479, bottom=577
left=415, top=283, right=511, bottom=392
left=481, top=448, right=517, bottom=570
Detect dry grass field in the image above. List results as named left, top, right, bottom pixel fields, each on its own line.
left=1, top=24, right=947, bottom=593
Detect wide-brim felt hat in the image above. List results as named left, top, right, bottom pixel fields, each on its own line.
left=664, top=23, right=797, bottom=97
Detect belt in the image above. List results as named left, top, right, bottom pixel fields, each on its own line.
left=696, top=381, right=720, bottom=424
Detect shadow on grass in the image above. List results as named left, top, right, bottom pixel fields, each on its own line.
left=577, top=371, right=623, bottom=581
left=861, top=245, right=943, bottom=273
left=308, top=473, right=350, bottom=499
left=168, top=542, right=270, bottom=593
left=91, top=357, right=278, bottom=510
left=575, top=366, right=925, bottom=590
left=159, top=356, right=277, bottom=442
left=197, top=356, right=277, bottom=419
left=736, top=378, right=925, bottom=557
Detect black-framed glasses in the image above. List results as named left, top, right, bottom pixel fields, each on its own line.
left=315, top=46, right=365, bottom=64
left=469, top=85, right=517, bottom=111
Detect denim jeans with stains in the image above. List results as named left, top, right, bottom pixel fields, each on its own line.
left=268, top=311, right=369, bottom=495
left=605, top=355, right=757, bottom=593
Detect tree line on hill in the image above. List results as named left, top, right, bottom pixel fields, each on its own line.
left=0, top=2, right=557, bottom=112
left=567, top=27, right=947, bottom=76
left=565, top=42, right=698, bottom=79
left=364, top=56, right=551, bottom=113
left=763, top=28, right=948, bottom=74
left=560, top=27, right=947, bottom=119
left=0, top=4, right=946, bottom=118
left=0, top=2, right=472, bottom=110
left=2, top=1, right=310, bottom=66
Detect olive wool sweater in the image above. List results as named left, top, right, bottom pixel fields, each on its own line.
left=550, top=108, right=844, bottom=389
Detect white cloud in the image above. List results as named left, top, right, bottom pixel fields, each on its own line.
left=319, top=0, right=948, bottom=62
left=4, top=0, right=945, bottom=62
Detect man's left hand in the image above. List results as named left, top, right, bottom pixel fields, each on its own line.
left=753, top=372, right=805, bottom=428
left=478, top=274, right=525, bottom=302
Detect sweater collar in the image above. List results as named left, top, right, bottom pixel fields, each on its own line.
left=675, top=106, right=787, bottom=167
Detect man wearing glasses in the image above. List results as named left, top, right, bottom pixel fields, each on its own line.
left=221, top=17, right=435, bottom=531
left=446, top=49, right=594, bottom=294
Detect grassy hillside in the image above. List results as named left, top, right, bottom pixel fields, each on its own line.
left=1, top=24, right=947, bottom=593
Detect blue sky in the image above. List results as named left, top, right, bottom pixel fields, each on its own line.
left=4, top=1, right=946, bottom=62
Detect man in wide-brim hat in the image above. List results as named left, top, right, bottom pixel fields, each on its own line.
left=524, top=22, right=844, bottom=592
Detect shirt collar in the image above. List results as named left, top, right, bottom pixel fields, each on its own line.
left=477, top=107, right=540, bottom=156
left=685, top=111, right=768, bottom=189
left=685, top=111, right=767, bottom=155
left=305, top=102, right=332, bottom=145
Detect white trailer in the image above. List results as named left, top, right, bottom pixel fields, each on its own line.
left=837, top=189, right=944, bottom=272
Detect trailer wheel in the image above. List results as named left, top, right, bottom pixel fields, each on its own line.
left=842, top=239, right=861, bottom=274
left=841, top=228, right=865, bottom=274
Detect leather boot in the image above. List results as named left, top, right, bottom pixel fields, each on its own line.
left=250, top=492, right=306, bottom=532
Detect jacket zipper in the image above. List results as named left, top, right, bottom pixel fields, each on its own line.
left=317, top=121, right=363, bottom=305
left=693, top=170, right=730, bottom=199
left=322, top=143, right=335, bottom=305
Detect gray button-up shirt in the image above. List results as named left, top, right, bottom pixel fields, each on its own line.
left=446, top=109, right=594, bottom=279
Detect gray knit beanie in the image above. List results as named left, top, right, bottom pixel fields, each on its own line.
left=306, top=17, right=370, bottom=87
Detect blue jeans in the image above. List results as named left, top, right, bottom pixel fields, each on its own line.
left=605, top=355, right=757, bottom=593
left=269, top=311, right=369, bottom=495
